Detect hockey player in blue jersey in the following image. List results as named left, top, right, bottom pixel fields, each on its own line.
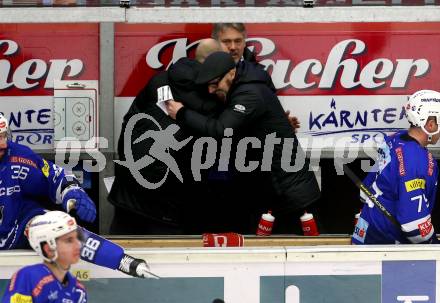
left=2, top=211, right=87, bottom=303
left=0, top=114, right=156, bottom=278
left=352, top=90, right=440, bottom=244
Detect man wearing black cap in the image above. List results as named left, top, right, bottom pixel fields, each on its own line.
left=108, top=39, right=222, bottom=235
left=166, top=51, right=322, bottom=234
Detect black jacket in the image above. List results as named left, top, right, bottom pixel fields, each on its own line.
left=109, top=58, right=218, bottom=226
left=176, top=61, right=320, bottom=212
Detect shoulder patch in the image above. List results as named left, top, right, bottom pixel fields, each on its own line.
left=395, top=147, right=405, bottom=176
left=32, top=274, right=54, bottom=297
left=10, top=293, right=32, bottom=303
left=41, top=159, right=50, bottom=178
left=428, top=152, right=434, bottom=176
left=10, top=156, right=37, bottom=169
left=9, top=272, right=17, bottom=291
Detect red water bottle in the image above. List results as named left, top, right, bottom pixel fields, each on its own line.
left=202, top=233, right=244, bottom=247
left=256, top=211, right=275, bottom=236
left=300, top=212, right=319, bottom=236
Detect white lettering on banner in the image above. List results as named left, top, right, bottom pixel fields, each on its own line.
left=0, top=40, right=84, bottom=89
left=396, top=295, right=429, bottom=303
left=145, top=38, right=429, bottom=91
left=146, top=38, right=200, bottom=69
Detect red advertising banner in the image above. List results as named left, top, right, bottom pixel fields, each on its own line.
left=114, top=23, right=440, bottom=150
left=0, top=24, right=99, bottom=96
left=115, top=22, right=440, bottom=97
left=0, top=24, right=99, bottom=149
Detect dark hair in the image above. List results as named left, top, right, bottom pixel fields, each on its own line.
left=409, top=116, right=437, bottom=128
left=427, top=116, right=438, bottom=124
left=211, top=23, right=247, bottom=40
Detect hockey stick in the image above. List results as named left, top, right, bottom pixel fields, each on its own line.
left=339, top=161, right=400, bottom=228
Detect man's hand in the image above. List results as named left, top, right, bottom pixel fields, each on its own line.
left=285, top=110, right=300, bottom=132
left=166, top=100, right=184, bottom=120
left=62, top=186, right=97, bottom=222
left=118, top=254, right=160, bottom=279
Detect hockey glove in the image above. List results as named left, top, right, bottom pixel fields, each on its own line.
left=62, top=186, right=97, bottom=223
left=118, top=254, right=160, bottom=279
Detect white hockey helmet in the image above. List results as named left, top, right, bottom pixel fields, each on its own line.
left=0, top=114, right=8, bottom=134
left=405, top=90, right=440, bottom=140
left=27, top=211, right=78, bottom=262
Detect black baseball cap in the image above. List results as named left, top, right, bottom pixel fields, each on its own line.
left=195, top=51, right=236, bottom=85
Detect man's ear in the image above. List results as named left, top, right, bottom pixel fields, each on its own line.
left=42, top=243, right=55, bottom=259
left=426, top=118, right=438, bottom=132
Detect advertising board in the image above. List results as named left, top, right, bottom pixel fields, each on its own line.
left=0, top=24, right=99, bottom=149
left=0, top=247, right=437, bottom=303
left=114, top=22, right=440, bottom=154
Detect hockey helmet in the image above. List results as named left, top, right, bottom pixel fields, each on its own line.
left=27, top=211, right=78, bottom=262
left=405, top=90, right=440, bottom=139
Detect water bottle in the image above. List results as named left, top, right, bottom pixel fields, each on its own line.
left=256, top=211, right=275, bottom=236
left=300, top=212, right=319, bottom=236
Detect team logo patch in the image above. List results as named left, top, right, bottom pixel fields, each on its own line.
left=353, top=217, right=369, bottom=243
left=418, top=218, right=433, bottom=238
left=10, top=293, right=32, bottom=303
left=233, top=104, right=246, bottom=113
left=395, top=147, right=405, bottom=176
left=404, top=179, right=426, bottom=192
left=41, top=159, right=50, bottom=178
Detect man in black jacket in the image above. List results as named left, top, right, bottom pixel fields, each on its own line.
left=166, top=52, right=321, bottom=234
left=212, top=22, right=299, bottom=130
left=108, top=39, right=222, bottom=235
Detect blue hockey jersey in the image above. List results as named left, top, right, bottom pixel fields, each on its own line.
left=352, top=130, right=438, bottom=244
left=0, top=141, right=125, bottom=270
left=0, top=141, right=68, bottom=249
left=2, top=263, right=87, bottom=303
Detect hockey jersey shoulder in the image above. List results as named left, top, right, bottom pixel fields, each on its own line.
left=7, top=264, right=54, bottom=297
left=388, top=131, right=429, bottom=178
left=7, top=141, right=43, bottom=169
left=8, top=141, right=37, bottom=157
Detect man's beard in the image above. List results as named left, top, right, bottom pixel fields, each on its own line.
left=230, top=51, right=240, bottom=62
left=215, top=89, right=227, bottom=102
